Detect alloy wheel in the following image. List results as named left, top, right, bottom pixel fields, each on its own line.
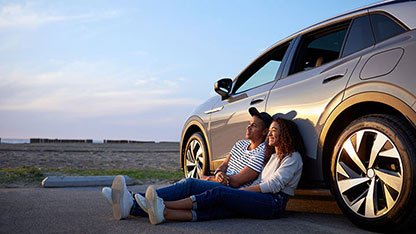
left=335, top=129, right=403, bottom=218
left=184, top=138, right=205, bottom=178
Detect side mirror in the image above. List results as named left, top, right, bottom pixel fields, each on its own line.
left=214, top=78, right=232, bottom=99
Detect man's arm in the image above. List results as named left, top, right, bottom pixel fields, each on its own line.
left=228, top=166, right=260, bottom=188
left=201, top=154, right=231, bottom=185
left=215, top=154, right=231, bottom=173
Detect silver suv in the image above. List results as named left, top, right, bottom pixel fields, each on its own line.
left=179, top=0, right=416, bottom=231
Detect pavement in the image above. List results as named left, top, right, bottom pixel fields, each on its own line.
left=0, top=185, right=378, bottom=234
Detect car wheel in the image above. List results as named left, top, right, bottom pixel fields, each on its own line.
left=331, top=114, right=416, bottom=231
left=183, top=132, right=209, bottom=179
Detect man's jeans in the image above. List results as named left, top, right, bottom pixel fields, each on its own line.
left=130, top=178, right=226, bottom=216
left=193, top=186, right=289, bottom=220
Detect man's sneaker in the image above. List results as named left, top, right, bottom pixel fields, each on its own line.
left=145, top=185, right=166, bottom=225
left=134, top=193, right=148, bottom=213
left=102, top=187, right=112, bottom=206
left=111, top=175, right=133, bottom=220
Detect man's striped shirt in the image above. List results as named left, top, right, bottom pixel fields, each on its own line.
left=226, top=140, right=266, bottom=180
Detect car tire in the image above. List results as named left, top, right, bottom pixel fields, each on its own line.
left=330, top=114, right=416, bottom=231
left=183, top=132, right=209, bottom=179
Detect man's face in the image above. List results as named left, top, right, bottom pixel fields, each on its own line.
left=246, top=115, right=266, bottom=141
left=267, top=121, right=279, bottom=147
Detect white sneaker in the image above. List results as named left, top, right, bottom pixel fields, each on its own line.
left=102, top=187, right=112, bottom=206
left=145, top=185, right=165, bottom=225
left=111, top=175, right=133, bottom=220
left=134, top=193, right=148, bottom=213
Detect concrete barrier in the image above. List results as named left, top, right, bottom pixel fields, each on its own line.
left=41, top=175, right=133, bottom=188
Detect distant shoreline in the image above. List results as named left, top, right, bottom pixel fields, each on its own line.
left=0, top=138, right=179, bottom=144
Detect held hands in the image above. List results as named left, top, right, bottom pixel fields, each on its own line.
left=215, top=171, right=230, bottom=186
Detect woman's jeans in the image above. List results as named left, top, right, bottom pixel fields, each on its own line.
left=130, top=178, right=289, bottom=220
left=130, top=178, right=226, bottom=216
left=193, top=186, right=289, bottom=220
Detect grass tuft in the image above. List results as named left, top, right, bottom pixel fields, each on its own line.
left=0, top=167, right=184, bottom=185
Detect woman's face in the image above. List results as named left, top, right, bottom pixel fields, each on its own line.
left=267, top=121, right=279, bottom=147
left=245, top=116, right=267, bottom=142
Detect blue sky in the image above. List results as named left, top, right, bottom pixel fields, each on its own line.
left=0, top=0, right=377, bottom=141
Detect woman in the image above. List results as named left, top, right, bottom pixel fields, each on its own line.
left=142, top=117, right=305, bottom=224
left=107, top=108, right=273, bottom=220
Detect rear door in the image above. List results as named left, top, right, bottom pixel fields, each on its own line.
left=266, top=14, right=376, bottom=181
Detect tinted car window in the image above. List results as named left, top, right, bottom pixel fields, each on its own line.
left=235, top=60, right=281, bottom=93
left=291, top=22, right=350, bottom=74
left=233, top=43, right=289, bottom=94
left=370, top=13, right=406, bottom=43
left=342, top=15, right=375, bottom=57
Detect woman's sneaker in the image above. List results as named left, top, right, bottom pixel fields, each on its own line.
left=134, top=193, right=148, bottom=213
left=111, top=175, right=133, bottom=220
left=145, top=185, right=165, bottom=225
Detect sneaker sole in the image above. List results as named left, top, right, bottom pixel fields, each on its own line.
left=112, top=176, right=126, bottom=220
left=147, top=186, right=162, bottom=225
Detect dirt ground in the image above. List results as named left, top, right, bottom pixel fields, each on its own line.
left=0, top=142, right=181, bottom=187
left=0, top=142, right=180, bottom=171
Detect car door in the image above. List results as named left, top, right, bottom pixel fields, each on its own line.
left=207, top=41, right=293, bottom=166
left=266, top=14, right=375, bottom=181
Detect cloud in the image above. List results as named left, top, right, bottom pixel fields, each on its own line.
left=0, top=2, right=120, bottom=28
left=0, top=59, right=201, bottom=119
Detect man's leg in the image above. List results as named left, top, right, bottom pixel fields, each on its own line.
left=130, top=178, right=225, bottom=216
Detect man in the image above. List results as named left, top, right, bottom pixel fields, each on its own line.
left=104, top=107, right=273, bottom=220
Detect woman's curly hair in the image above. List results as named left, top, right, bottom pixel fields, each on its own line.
left=265, top=117, right=305, bottom=161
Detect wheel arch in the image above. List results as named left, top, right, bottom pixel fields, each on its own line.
left=180, top=120, right=211, bottom=171
left=319, top=92, right=416, bottom=187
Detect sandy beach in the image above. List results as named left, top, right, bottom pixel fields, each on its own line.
left=0, top=142, right=180, bottom=171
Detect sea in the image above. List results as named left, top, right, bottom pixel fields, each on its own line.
left=0, top=138, right=30, bottom=144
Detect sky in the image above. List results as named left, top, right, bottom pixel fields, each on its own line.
left=0, top=0, right=378, bottom=141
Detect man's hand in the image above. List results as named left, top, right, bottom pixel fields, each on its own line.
left=215, top=171, right=230, bottom=186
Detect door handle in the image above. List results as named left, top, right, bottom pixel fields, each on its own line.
left=250, top=98, right=264, bottom=105
left=322, top=74, right=344, bottom=84
left=204, top=106, right=224, bottom=114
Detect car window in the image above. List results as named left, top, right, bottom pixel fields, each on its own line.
left=342, top=15, right=375, bottom=57
left=370, top=13, right=406, bottom=43
left=233, top=43, right=290, bottom=94
left=290, top=21, right=350, bottom=74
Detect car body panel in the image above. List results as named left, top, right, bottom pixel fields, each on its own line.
left=266, top=53, right=361, bottom=181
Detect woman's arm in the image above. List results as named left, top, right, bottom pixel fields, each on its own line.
left=228, top=167, right=260, bottom=188
left=239, top=184, right=262, bottom=192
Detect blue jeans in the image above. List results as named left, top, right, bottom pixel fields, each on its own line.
left=130, top=178, right=226, bottom=216
left=193, top=186, right=289, bottom=220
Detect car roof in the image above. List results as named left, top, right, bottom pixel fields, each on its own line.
left=264, top=0, right=415, bottom=55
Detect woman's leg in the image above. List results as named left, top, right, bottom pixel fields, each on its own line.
left=194, top=187, right=288, bottom=221
left=152, top=188, right=287, bottom=222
